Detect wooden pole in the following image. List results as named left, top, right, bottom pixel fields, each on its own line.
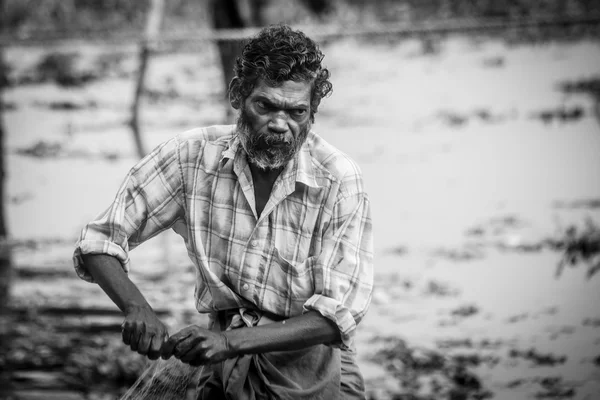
left=0, top=0, right=12, bottom=314
left=129, top=0, right=165, bottom=159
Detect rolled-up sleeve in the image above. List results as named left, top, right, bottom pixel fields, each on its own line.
left=302, top=187, right=374, bottom=349
left=73, top=136, right=186, bottom=282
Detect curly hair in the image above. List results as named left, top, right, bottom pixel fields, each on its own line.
left=229, top=24, right=333, bottom=122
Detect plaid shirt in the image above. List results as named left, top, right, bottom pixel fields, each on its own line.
left=73, top=125, right=373, bottom=348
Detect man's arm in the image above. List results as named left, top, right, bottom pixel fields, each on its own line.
left=74, top=137, right=186, bottom=358
left=163, top=185, right=373, bottom=366
left=227, top=311, right=341, bottom=353
left=82, top=254, right=169, bottom=360
left=161, top=311, right=340, bottom=366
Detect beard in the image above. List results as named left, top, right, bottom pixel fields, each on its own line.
left=236, top=107, right=311, bottom=171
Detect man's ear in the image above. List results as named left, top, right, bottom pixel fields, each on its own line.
left=229, top=77, right=241, bottom=109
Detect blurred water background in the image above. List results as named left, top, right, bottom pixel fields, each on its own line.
left=1, top=1, right=600, bottom=399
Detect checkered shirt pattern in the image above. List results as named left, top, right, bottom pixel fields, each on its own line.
left=73, top=125, right=373, bottom=348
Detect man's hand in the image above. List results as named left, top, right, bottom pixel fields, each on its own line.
left=122, top=304, right=169, bottom=360
left=81, top=254, right=169, bottom=360
left=160, top=325, right=233, bottom=366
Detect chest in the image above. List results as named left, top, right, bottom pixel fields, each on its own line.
left=253, top=180, right=272, bottom=218
left=250, top=170, right=279, bottom=219
left=187, top=162, right=331, bottom=261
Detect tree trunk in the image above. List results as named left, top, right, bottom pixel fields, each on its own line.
left=211, top=0, right=266, bottom=121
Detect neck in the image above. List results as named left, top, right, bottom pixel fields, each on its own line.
left=248, top=161, right=283, bottom=183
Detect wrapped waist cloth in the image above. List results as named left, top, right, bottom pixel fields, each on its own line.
left=197, top=308, right=341, bottom=400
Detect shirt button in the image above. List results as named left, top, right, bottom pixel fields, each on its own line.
left=242, top=283, right=250, bottom=291
left=250, top=240, right=258, bottom=247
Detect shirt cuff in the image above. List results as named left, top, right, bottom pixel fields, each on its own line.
left=73, top=239, right=130, bottom=283
left=302, top=294, right=357, bottom=350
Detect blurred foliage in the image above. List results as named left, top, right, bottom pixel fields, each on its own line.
left=351, top=0, right=600, bottom=23
left=33, top=52, right=99, bottom=86
left=560, top=77, right=600, bottom=127
left=552, top=217, right=600, bottom=280
left=2, top=0, right=210, bottom=35
left=4, top=0, right=150, bottom=34
left=561, top=77, right=600, bottom=99
left=5, top=48, right=133, bottom=87
left=369, top=335, right=494, bottom=400
left=0, top=312, right=146, bottom=395
left=3, top=0, right=600, bottom=37
left=508, top=348, right=567, bottom=366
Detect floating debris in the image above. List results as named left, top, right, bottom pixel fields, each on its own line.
left=506, top=313, right=529, bottom=323
left=432, top=244, right=486, bottom=262
left=369, top=336, right=493, bottom=399
left=531, top=105, right=585, bottom=125
left=534, top=376, right=576, bottom=399
left=508, top=348, right=567, bottom=367
left=552, top=217, right=600, bottom=280
left=422, top=280, right=461, bottom=297
left=582, top=318, right=600, bottom=327
left=482, top=56, right=505, bottom=68
left=553, top=198, right=600, bottom=210
left=387, top=245, right=409, bottom=256
left=33, top=52, right=98, bottom=87
left=15, top=140, right=63, bottom=158
left=560, top=77, right=600, bottom=99
left=41, top=100, right=98, bottom=110
left=450, top=304, right=480, bottom=318
left=436, top=338, right=474, bottom=349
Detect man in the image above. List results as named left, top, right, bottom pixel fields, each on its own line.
left=73, top=24, right=373, bottom=399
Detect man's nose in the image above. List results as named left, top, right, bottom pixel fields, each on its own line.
left=268, top=112, right=288, bottom=134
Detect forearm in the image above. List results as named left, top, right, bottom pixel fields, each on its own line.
left=224, top=311, right=342, bottom=355
left=81, top=254, right=151, bottom=313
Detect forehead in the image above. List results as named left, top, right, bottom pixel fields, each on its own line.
left=249, top=79, right=311, bottom=106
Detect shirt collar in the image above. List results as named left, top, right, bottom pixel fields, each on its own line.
left=219, top=135, right=240, bottom=164
left=220, top=133, right=323, bottom=189
left=292, top=139, right=323, bottom=189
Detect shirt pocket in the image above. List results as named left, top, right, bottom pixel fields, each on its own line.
left=270, top=247, right=316, bottom=302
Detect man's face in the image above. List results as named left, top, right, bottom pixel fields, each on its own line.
left=237, top=79, right=312, bottom=170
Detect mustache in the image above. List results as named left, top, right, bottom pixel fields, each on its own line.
left=257, top=134, right=293, bottom=147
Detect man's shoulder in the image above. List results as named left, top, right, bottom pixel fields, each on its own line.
left=178, top=125, right=236, bottom=145
left=174, top=125, right=235, bottom=163
left=306, top=131, right=363, bottom=183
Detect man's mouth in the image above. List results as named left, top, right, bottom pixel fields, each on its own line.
left=259, top=136, right=291, bottom=148
left=269, top=141, right=290, bottom=147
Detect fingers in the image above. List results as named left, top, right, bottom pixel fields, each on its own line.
left=171, top=329, right=228, bottom=366
left=137, top=331, right=153, bottom=355
left=122, top=319, right=168, bottom=358
left=181, top=342, right=207, bottom=364
left=147, top=333, right=166, bottom=360
left=125, top=321, right=145, bottom=352
left=161, top=330, right=191, bottom=359
left=176, top=336, right=206, bottom=361
left=172, top=334, right=197, bottom=358
left=161, top=326, right=204, bottom=360
left=159, top=325, right=227, bottom=366
left=122, top=322, right=131, bottom=345
left=182, top=338, right=226, bottom=366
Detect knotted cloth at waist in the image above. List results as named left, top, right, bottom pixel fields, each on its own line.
left=197, top=308, right=341, bottom=400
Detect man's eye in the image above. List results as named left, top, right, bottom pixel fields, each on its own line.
left=292, top=109, right=307, bottom=117
left=256, top=101, right=267, bottom=110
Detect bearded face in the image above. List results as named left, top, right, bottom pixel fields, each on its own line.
left=237, top=105, right=311, bottom=170
left=235, top=79, right=313, bottom=171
